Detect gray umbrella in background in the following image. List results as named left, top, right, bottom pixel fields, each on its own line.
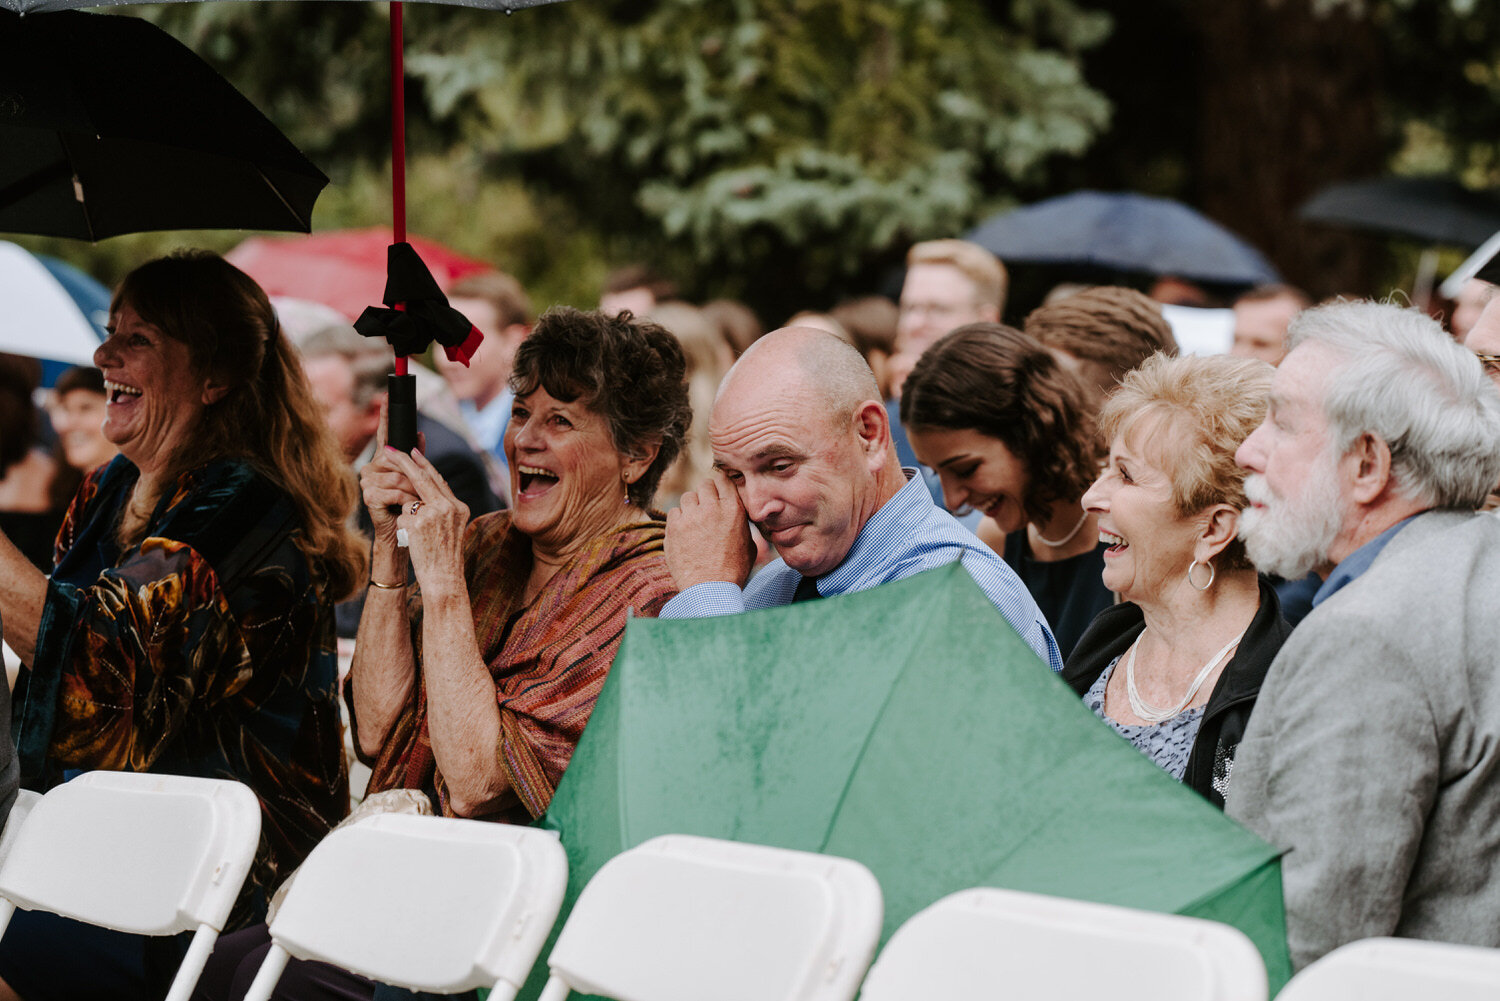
left=964, top=190, right=1280, bottom=287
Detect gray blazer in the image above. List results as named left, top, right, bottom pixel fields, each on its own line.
left=1227, top=509, right=1500, bottom=970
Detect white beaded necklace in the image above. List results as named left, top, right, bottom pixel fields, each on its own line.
left=1124, top=627, right=1247, bottom=724
left=1031, top=508, right=1090, bottom=547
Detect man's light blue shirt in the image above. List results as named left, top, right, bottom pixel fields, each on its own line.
left=1311, top=513, right=1421, bottom=608
left=660, top=470, right=1064, bottom=672
left=459, top=387, right=514, bottom=469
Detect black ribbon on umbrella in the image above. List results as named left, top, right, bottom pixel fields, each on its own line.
left=355, top=241, right=483, bottom=452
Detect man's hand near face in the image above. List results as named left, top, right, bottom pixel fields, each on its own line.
left=666, top=469, right=756, bottom=591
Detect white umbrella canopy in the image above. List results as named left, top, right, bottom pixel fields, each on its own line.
left=0, top=240, right=105, bottom=366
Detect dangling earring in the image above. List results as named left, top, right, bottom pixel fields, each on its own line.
left=1187, top=559, right=1216, bottom=591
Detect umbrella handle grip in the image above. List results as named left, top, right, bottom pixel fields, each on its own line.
left=387, top=373, right=418, bottom=453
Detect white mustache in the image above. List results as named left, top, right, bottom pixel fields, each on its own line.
left=1244, top=474, right=1274, bottom=507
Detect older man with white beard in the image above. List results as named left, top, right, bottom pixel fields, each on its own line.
left=1229, top=300, right=1500, bottom=971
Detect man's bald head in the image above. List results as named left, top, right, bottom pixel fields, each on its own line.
left=708, top=326, right=904, bottom=576
left=717, top=326, right=881, bottom=431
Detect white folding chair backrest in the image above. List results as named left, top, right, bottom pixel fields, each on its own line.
left=1277, top=937, right=1500, bottom=1000
left=0, top=790, right=42, bottom=870
left=858, top=887, right=1266, bottom=1001
left=539, top=834, right=883, bottom=1001
left=0, top=771, right=261, bottom=1001
left=241, top=813, right=567, bottom=1001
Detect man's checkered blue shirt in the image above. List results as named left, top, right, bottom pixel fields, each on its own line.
left=660, top=471, right=1064, bottom=672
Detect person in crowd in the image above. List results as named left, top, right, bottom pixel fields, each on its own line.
left=1229, top=283, right=1311, bottom=366
left=831, top=295, right=899, bottom=399
left=649, top=302, right=735, bottom=510
left=46, top=366, right=116, bottom=513
left=432, top=270, right=533, bottom=498
left=1230, top=300, right=1500, bottom=969
left=0, top=356, right=64, bottom=572
left=1449, top=276, right=1494, bottom=341
left=0, top=251, right=362, bottom=1001
left=197, top=307, right=689, bottom=1001
left=701, top=298, right=764, bottom=358
left=901, top=324, right=1112, bottom=658
left=888, top=238, right=1006, bottom=400
left=661, top=326, right=1063, bottom=671
left=299, top=323, right=499, bottom=636
left=1061, top=353, right=1286, bottom=808
left=598, top=264, right=677, bottom=318
left=1024, top=286, right=1178, bottom=416
left=1463, top=292, right=1500, bottom=393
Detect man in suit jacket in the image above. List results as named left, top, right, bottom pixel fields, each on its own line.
left=1230, top=299, right=1500, bottom=970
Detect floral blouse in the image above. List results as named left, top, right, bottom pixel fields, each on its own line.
left=11, top=457, right=349, bottom=926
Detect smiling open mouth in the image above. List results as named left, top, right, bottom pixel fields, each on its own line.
left=516, top=464, right=559, bottom=496
left=1100, top=530, right=1128, bottom=553
left=103, top=379, right=142, bottom=404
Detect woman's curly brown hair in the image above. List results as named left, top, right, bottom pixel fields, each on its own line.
left=900, top=323, right=1101, bottom=523
left=510, top=307, right=691, bottom=509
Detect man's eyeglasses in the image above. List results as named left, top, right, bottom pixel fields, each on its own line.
left=1474, top=352, right=1500, bottom=377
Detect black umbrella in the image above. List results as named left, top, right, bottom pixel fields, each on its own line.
left=0, top=9, right=327, bottom=241
left=1298, top=176, right=1500, bottom=249
left=964, top=190, right=1280, bottom=287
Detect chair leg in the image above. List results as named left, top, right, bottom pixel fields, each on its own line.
left=238, top=942, right=292, bottom=1001
left=536, top=975, right=571, bottom=1001
left=164, top=925, right=221, bottom=1001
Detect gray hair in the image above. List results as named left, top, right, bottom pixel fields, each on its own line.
left=1290, top=300, right=1500, bottom=509
left=299, top=323, right=394, bottom=407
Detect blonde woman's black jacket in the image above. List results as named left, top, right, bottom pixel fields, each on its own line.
left=1061, top=577, right=1292, bottom=809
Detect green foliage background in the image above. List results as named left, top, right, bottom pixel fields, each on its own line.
left=11, top=0, right=1500, bottom=320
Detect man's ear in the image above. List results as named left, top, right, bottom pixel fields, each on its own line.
left=852, top=400, right=890, bottom=468
left=1346, top=432, right=1394, bottom=505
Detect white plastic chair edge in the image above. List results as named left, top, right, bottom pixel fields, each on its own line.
left=1278, top=936, right=1500, bottom=999
left=536, top=834, right=884, bottom=1001
left=240, top=815, right=568, bottom=1001
left=0, top=774, right=260, bottom=1001
left=859, top=886, right=1268, bottom=1001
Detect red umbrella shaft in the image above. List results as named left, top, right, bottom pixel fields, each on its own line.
left=390, top=0, right=408, bottom=375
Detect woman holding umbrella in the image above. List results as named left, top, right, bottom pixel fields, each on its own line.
left=0, top=251, right=364, bottom=1001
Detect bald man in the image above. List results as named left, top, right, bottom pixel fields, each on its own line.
left=661, top=327, right=1062, bottom=671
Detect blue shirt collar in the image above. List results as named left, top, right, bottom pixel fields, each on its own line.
left=815, top=470, right=928, bottom=595
left=1311, top=513, right=1421, bottom=608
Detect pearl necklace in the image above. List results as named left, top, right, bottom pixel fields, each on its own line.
left=1124, top=627, right=1246, bottom=724
left=1031, top=508, right=1090, bottom=547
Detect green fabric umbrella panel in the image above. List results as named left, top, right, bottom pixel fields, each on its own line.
left=536, top=563, right=1292, bottom=996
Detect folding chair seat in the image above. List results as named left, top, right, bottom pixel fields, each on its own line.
left=241, top=813, right=567, bottom=1001
left=0, top=771, right=261, bottom=1001
left=1277, top=936, right=1500, bottom=1001
left=538, top=834, right=883, bottom=1001
left=858, top=886, right=1266, bottom=1001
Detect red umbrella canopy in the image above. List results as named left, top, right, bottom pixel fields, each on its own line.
left=226, top=228, right=492, bottom=322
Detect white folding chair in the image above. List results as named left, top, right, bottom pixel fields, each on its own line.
left=1277, top=937, right=1500, bottom=1000
left=0, top=771, right=261, bottom=1001
left=858, top=887, right=1266, bottom=1001
left=240, top=813, right=568, bottom=1001
left=0, top=790, right=42, bottom=870
left=538, top=834, right=883, bottom=1001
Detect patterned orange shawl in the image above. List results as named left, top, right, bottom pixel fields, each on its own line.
left=365, top=512, right=675, bottom=821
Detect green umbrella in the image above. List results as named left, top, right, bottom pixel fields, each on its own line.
left=529, top=563, right=1291, bottom=997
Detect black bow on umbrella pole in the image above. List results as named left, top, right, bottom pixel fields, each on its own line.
left=352, top=3, right=482, bottom=454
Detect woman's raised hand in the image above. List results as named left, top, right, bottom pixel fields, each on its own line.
left=359, top=397, right=420, bottom=548
left=382, top=445, right=471, bottom=596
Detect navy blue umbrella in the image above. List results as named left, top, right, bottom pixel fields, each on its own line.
left=965, top=190, right=1280, bottom=287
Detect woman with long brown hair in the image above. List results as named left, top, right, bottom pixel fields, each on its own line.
left=0, top=251, right=364, bottom=1001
